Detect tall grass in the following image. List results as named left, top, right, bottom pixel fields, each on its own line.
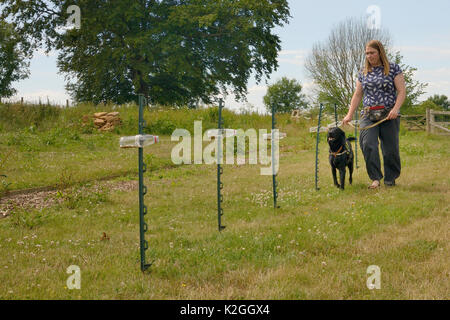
left=0, top=102, right=310, bottom=136
left=0, top=102, right=306, bottom=190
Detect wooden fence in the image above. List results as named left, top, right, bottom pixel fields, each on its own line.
left=426, top=109, right=450, bottom=135
left=402, top=114, right=426, bottom=131
left=0, top=97, right=71, bottom=108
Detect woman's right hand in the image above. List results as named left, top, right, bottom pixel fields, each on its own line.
left=342, top=114, right=353, bottom=126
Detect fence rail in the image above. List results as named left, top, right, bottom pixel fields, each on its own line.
left=401, top=114, right=426, bottom=131
left=0, top=97, right=71, bottom=108
left=427, top=109, right=450, bottom=135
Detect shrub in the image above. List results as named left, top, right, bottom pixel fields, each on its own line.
left=402, top=100, right=443, bottom=115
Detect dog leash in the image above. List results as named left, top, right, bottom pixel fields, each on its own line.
left=346, top=117, right=390, bottom=131
left=346, top=106, right=401, bottom=131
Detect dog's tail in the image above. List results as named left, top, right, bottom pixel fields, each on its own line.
left=346, top=137, right=356, bottom=142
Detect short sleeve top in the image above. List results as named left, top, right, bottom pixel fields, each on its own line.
left=358, top=62, right=402, bottom=109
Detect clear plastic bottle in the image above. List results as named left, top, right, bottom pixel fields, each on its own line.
left=119, top=134, right=159, bottom=148
left=206, top=129, right=237, bottom=138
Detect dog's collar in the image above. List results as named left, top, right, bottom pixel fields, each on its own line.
left=330, top=146, right=344, bottom=157
left=330, top=145, right=351, bottom=157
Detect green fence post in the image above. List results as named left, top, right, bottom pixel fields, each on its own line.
left=217, top=99, right=225, bottom=231
left=271, top=104, right=279, bottom=209
left=354, top=107, right=359, bottom=169
left=138, top=94, right=151, bottom=271
left=315, top=103, right=324, bottom=191
left=334, top=103, right=338, bottom=126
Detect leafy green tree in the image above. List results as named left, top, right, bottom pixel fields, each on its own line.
left=305, top=17, right=427, bottom=114
left=1, top=0, right=291, bottom=106
left=426, top=94, right=449, bottom=111
left=0, top=21, right=29, bottom=100
left=305, top=17, right=391, bottom=113
left=389, top=51, right=427, bottom=112
left=263, top=77, right=308, bottom=113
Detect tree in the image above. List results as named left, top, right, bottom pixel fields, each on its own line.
left=304, top=17, right=427, bottom=114
left=305, top=17, right=390, bottom=113
left=389, top=51, right=427, bottom=112
left=426, top=94, right=449, bottom=111
left=0, top=21, right=29, bottom=100
left=402, top=100, right=443, bottom=115
left=263, top=77, right=308, bottom=113
left=1, top=0, right=291, bottom=106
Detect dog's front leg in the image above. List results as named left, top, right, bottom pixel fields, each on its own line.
left=332, top=166, right=339, bottom=188
left=339, top=168, right=346, bottom=190
left=348, top=162, right=353, bottom=185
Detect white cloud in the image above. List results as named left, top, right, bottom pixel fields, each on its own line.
left=301, top=81, right=316, bottom=94
left=279, top=50, right=307, bottom=56
left=278, top=57, right=305, bottom=67
left=220, top=80, right=319, bottom=114
left=247, top=84, right=268, bottom=93
left=278, top=49, right=307, bottom=67
left=394, top=45, right=450, bottom=59
left=413, top=68, right=450, bottom=99
left=416, top=67, right=450, bottom=79
left=420, top=81, right=450, bottom=100
left=222, top=84, right=268, bottom=114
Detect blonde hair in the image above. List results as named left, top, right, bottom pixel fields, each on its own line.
left=364, top=40, right=390, bottom=76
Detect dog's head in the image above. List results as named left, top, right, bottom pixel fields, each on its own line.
left=327, top=127, right=346, bottom=149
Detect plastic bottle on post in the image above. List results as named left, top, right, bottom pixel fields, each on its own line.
left=263, top=132, right=287, bottom=140
left=206, top=129, right=237, bottom=138
left=120, top=135, right=159, bottom=148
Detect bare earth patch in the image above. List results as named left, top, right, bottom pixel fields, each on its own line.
left=0, top=180, right=138, bottom=218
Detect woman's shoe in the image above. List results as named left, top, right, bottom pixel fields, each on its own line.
left=384, top=180, right=396, bottom=187
left=368, top=180, right=380, bottom=189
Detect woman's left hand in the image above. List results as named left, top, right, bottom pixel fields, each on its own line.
left=387, top=108, right=400, bottom=120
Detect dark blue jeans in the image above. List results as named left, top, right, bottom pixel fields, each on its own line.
left=359, top=117, right=401, bottom=182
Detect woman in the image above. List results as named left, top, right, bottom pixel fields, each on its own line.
left=343, top=40, right=406, bottom=189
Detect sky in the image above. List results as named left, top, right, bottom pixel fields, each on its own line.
left=8, top=0, right=450, bottom=113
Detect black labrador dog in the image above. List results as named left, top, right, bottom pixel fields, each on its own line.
left=327, top=127, right=355, bottom=190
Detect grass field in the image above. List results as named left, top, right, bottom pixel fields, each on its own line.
left=0, top=104, right=448, bottom=299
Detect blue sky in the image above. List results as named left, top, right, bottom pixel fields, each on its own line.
left=9, top=0, right=450, bottom=112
